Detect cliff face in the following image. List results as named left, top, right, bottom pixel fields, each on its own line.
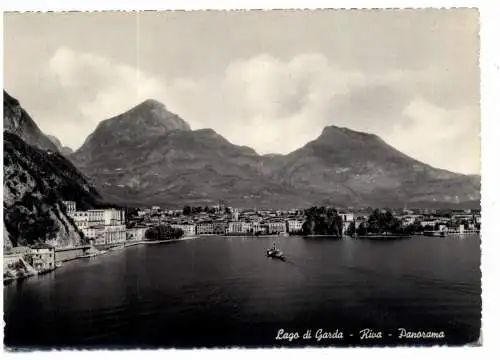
left=3, top=91, right=102, bottom=248
left=3, top=91, right=58, bottom=152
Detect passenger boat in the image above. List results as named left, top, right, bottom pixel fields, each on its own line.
left=266, top=241, right=285, bottom=261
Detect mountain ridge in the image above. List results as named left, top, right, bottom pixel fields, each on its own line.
left=68, top=99, right=480, bottom=209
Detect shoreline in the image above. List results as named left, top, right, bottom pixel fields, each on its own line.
left=139, top=236, right=200, bottom=244
left=4, top=232, right=479, bottom=286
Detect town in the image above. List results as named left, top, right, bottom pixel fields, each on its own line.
left=43, top=200, right=483, bottom=245
left=3, top=199, right=481, bottom=284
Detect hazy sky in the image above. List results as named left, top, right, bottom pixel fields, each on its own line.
left=3, top=9, right=480, bottom=174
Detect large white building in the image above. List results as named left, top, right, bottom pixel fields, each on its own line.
left=93, top=225, right=127, bottom=245
left=286, top=219, right=304, bottom=233
left=89, top=209, right=125, bottom=226
left=267, top=221, right=287, bottom=234
left=69, top=208, right=124, bottom=227
left=228, top=221, right=252, bottom=234
left=66, top=205, right=126, bottom=245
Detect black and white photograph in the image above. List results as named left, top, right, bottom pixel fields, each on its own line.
left=2, top=6, right=484, bottom=350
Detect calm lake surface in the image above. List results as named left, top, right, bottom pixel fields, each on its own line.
left=4, top=235, right=481, bottom=348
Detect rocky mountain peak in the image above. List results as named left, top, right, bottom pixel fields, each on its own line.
left=72, top=99, right=191, bottom=163
left=121, top=99, right=191, bottom=132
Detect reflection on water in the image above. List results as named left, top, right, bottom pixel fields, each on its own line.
left=4, top=235, right=481, bottom=348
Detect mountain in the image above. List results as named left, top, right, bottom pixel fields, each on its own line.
left=70, top=101, right=315, bottom=208
left=3, top=91, right=102, bottom=248
left=3, top=91, right=58, bottom=152
left=69, top=99, right=480, bottom=209
left=71, top=99, right=191, bottom=168
left=272, top=126, right=480, bottom=207
left=47, top=135, right=73, bottom=156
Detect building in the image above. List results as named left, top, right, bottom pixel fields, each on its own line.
left=104, top=225, right=127, bottom=244
left=62, top=200, right=76, bottom=214
left=339, top=213, right=354, bottom=222
left=171, top=223, right=196, bottom=236
left=286, top=219, right=304, bottom=233
left=138, top=209, right=150, bottom=217
left=72, top=211, right=89, bottom=223
left=400, top=215, right=421, bottom=226
left=74, top=219, right=90, bottom=231
left=213, top=221, right=228, bottom=235
left=196, top=222, right=214, bottom=235
left=228, top=221, right=252, bottom=234
left=70, top=208, right=125, bottom=227
left=95, top=225, right=125, bottom=245
left=29, top=244, right=56, bottom=272
left=85, top=225, right=105, bottom=243
left=252, top=222, right=267, bottom=234
left=420, top=220, right=437, bottom=228
left=92, top=225, right=126, bottom=246
left=267, top=221, right=287, bottom=234
left=92, top=209, right=125, bottom=226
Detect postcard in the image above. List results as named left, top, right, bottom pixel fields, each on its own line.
left=3, top=7, right=482, bottom=350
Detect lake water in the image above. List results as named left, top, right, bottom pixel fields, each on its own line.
left=4, top=235, right=481, bottom=348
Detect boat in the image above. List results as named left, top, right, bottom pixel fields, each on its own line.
left=266, top=241, right=286, bottom=261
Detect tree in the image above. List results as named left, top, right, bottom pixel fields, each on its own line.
left=366, top=208, right=403, bottom=234
left=301, top=206, right=343, bottom=238
left=357, top=222, right=368, bottom=236
left=346, top=222, right=356, bottom=236
left=145, top=225, right=184, bottom=241
left=302, top=220, right=313, bottom=235
left=183, top=206, right=192, bottom=216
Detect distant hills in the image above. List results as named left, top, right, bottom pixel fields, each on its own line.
left=3, top=91, right=102, bottom=247
left=68, top=99, right=480, bottom=209
left=47, top=134, right=73, bottom=156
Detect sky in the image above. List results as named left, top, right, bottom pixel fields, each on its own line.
left=3, top=9, right=480, bottom=174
